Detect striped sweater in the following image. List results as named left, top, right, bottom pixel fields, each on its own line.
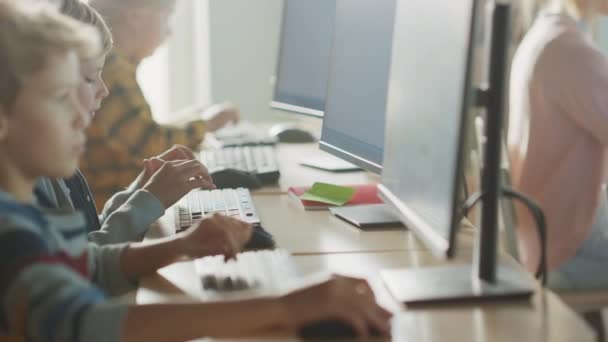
left=0, top=191, right=132, bottom=341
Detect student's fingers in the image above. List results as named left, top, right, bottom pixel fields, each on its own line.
left=340, top=314, right=368, bottom=339
left=178, top=162, right=214, bottom=186
left=177, top=145, right=196, bottom=160
left=167, top=160, right=211, bottom=182
left=188, top=177, right=216, bottom=190
left=159, top=144, right=195, bottom=161
left=365, top=307, right=392, bottom=336
left=219, top=215, right=252, bottom=249
left=148, top=157, right=166, bottom=171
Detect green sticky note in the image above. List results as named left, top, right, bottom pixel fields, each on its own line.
left=300, top=182, right=356, bottom=206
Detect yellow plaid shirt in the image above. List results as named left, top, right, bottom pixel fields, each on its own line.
left=80, top=49, right=206, bottom=208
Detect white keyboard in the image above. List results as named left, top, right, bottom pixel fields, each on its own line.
left=195, top=249, right=299, bottom=292
left=210, top=121, right=277, bottom=147
left=176, top=188, right=260, bottom=231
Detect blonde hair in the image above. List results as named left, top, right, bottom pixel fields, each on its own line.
left=90, top=0, right=176, bottom=18
left=89, top=0, right=175, bottom=38
left=60, top=0, right=113, bottom=54
left=0, top=0, right=101, bottom=110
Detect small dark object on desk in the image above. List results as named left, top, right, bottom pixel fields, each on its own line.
left=298, top=319, right=384, bottom=339
left=210, top=169, right=263, bottom=190
left=244, top=225, right=276, bottom=250
left=269, top=123, right=317, bottom=143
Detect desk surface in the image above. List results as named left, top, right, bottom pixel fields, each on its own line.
left=137, top=142, right=595, bottom=341
left=138, top=251, right=594, bottom=342
left=260, top=142, right=379, bottom=193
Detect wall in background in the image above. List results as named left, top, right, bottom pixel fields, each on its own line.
left=138, top=0, right=211, bottom=124
left=208, top=0, right=284, bottom=122
left=597, top=18, right=608, bottom=54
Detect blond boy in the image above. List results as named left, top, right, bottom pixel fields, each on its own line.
left=0, top=2, right=390, bottom=341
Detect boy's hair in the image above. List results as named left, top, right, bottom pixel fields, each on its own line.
left=60, top=0, right=113, bottom=54
left=90, top=0, right=176, bottom=13
left=0, top=0, right=101, bottom=111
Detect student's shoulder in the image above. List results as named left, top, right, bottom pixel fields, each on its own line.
left=0, top=198, right=48, bottom=247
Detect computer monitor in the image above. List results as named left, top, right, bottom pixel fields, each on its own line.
left=319, top=0, right=395, bottom=175
left=378, top=0, right=534, bottom=304
left=270, top=0, right=336, bottom=118
left=316, top=0, right=400, bottom=228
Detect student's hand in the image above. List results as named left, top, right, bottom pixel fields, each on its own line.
left=157, top=144, right=196, bottom=162
left=203, top=102, right=240, bottom=132
left=135, top=145, right=199, bottom=188
left=142, top=159, right=215, bottom=208
left=283, top=275, right=392, bottom=338
left=177, top=214, right=253, bottom=259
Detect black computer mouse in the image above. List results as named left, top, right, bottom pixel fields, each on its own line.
left=210, top=169, right=263, bottom=190
left=268, top=123, right=317, bottom=143
left=298, top=319, right=384, bottom=339
left=244, top=225, right=276, bottom=250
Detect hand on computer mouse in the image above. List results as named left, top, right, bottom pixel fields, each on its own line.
left=177, top=214, right=253, bottom=259
left=282, top=275, right=392, bottom=339
left=203, top=102, right=240, bottom=132
left=142, top=159, right=215, bottom=208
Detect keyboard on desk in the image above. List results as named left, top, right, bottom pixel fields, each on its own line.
left=200, top=145, right=280, bottom=184
left=176, top=188, right=260, bottom=231
left=196, top=249, right=300, bottom=291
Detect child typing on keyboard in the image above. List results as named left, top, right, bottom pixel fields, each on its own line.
left=0, top=2, right=392, bottom=341
left=35, top=0, right=215, bottom=246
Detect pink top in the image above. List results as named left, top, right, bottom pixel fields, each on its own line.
left=508, top=13, right=608, bottom=272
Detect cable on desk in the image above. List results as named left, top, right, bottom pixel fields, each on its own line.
left=460, top=187, right=547, bottom=286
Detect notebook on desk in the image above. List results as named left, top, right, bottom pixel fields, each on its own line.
left=288, top=184, right=382, bottom=210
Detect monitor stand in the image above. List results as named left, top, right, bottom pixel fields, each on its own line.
left=381, top=261, right=534, bottom=305
left=299, top=154, right=362, bottom=172
left=330, top=204, right=403, bottom=229
left=379, top=2, right=535, bottom=306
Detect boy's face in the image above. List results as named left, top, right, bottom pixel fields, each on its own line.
left=0, top=51, right=89, bottom=179
left=78, top=54, right=109, bottom=119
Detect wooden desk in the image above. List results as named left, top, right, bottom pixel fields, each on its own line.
left=137, top=251, right=595, bottom=342
left=152, top=192, right=477, bottom=255
left=136, top=142, right=596, bottom=341
left=258, top=142, right=379, bottom=193
left=254, top=194, right=428, bottom=254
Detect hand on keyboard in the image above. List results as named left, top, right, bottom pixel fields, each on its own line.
left=177, top=213, right=253, bottom=259
left=284, top=275, right=392, bottom=339
left=143, top=159, right=215, bottom=208
left=203, top=102, right=240, bottom=132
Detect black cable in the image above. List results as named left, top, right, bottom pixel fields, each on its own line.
left=461, top=188, right=548, bottom=286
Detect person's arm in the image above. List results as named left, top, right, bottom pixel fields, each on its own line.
left=121, top=275, right=393, bottom=341
left=95, top=74, right=207, bottom=160
left=119, top=214, right=252, bottom=281
left=122, top=298, right=288, bottom=341
left=91, top=147, right=214, bottom=245
left=98, top=144, right=198, bottom=223
left=0, top=218, right=127, bottom=342
left=89, top=189, right=165, bottom=245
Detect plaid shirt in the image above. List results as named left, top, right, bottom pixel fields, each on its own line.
left=80, top=49, right=206, bottom=208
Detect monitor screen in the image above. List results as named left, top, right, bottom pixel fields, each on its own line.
left=319, top=0, right=396, bottom=174
left=271, top=0, right=336, bottom=118
left=378, top=0, right=479, bottom=258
